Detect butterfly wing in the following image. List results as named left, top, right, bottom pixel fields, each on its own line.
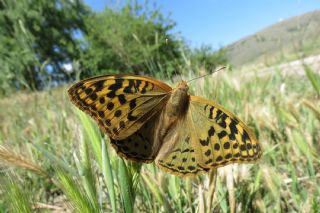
left=110, top=111, right=162, bottom=163
left=68, top=74, right=172, bottom=140
left=156, top=115, right=211, bottom=176
left=156, top=95, right=262, bottom=176
left=189, top=96, right=262, bottom=168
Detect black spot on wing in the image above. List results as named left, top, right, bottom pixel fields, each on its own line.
left=242, top=130, right=249, bottom=143
left=223, top=142, right=230, bottom=149
left=208, top=126, right=215, bottom=137
left=217, top=113, right=227, bottom=128
left=129, top=99, right=137, bottom=110
left=107, top=79, right=124, bottom=98
left=229, top=119, right=239, bottom=135
left=140, top=81, right=149, bottom=94
left=216, top=156, right=223, bottom=162
left=205, top=149, right=211, bottom=156
left=208, top=106, right=214, bottom=119
left=229, top=133, right=236, bottom=140
left=98, top=111, right=104, bottom=117
left=108, top=79, right=124, bottom=92
left=89, top=93, right=97, bottom=101
left=84, top=88, right=93, bottom=95
left=200, top=138, right=210, bottom=146
left=178, top=166, right=185, bottom=170
left=215, top=110, right=223, bottom=120
left=233, top=143, right=239, bottom=149
left=181, top=148, right=190, bottom=153
left=218, top=131, right=227, bottom=139
left=107, top=102, right=114, bottom=110
left=123, top=80, right=134, bottom=94
left=99, top=97, right=105, bottom=104
left=93, top=80, right=104, bottom=92
left=107, top=91, right=116, bottom=98
left=225, top=153, right=232, bottom=159
left=114, top=110, right=122, bottom=117
left=214, top=143, right=220, bottom=151
left=205, top=159, right=213, bottom=164
left=118, top=94, right=127, bottom=105
left=127, top=112, right=138, bottom=121
left=135, top=80, right=142, bottom=91
left=188, top=166, right=195, bottom=170
left=105, top=119, right=111, bottom=126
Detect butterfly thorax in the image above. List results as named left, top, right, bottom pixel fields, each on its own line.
left=165, top=80, right=189, bottom=118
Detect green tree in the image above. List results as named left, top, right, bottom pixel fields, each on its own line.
left=190, top=45, right=227, bottom=73
left=0, top=0, right=89, bottom=93
left=80, top=1, right=184, bottom=79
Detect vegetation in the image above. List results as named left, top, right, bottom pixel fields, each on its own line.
left=0, top=0, right=90, bottom=93
left=80, top=3, right=184, bottom=79
left=0, top=0, right=319, bottom=212
left=0, top=0, right=224, bottom=96
left=0, top=65, right=319, bottom=212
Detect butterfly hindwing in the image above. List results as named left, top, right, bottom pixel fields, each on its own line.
left=110, top=111, right=162, bottom=163
left=68, top=74, right=172, bottom=140
left=156, top=116, right=210, bottom=176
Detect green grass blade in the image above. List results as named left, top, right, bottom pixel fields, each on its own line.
left=33, top=144, right=77, bottom=175
left=76, top=109, right=117, bottom=212
left=303, top=64, right=320, bottom=94
left=101, top=139, right=117, bottom=213
left=142, top=173, right=173, bottom=212
left=118, top=159, right=134, bottom=213
left=79, top=135, right=99, bottom=209
left=1, top=177, right=32, bottom=213
left=76, top=109, right=103, bottom=164
left=56, top=169, right=100, bottom=213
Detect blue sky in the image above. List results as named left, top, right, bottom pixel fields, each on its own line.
left=84, top=0, right=320, bottom=49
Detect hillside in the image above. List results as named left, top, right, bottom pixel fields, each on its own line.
left=226, top=10, right=320, bottom=67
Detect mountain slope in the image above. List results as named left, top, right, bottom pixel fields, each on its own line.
left=226, top=10, right=320, bottom=67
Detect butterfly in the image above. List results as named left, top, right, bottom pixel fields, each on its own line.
left=68, top=74, right=262, bottom=176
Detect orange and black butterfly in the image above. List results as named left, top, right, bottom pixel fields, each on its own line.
left=68, top=74, right=262, bottom=176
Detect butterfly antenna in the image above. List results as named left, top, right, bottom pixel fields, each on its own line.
left=187, top=66, right=226, bottom=83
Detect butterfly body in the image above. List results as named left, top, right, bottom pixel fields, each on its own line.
left=166, top=80, right=189, bottom=117
left=68, top=74, right=262, bottom=176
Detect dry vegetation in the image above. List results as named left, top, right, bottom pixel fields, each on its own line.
left=0, top=64, right=319, bottom=212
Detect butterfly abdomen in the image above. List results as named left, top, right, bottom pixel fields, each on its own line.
left=153, top=81, right=191, bottom=159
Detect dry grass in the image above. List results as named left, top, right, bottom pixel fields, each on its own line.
left=0, top=66, right=319, bottom=212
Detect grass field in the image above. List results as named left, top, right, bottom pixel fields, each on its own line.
left=0, top=65, right=319, bottom=212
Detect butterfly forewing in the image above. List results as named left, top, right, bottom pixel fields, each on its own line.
left=189, top=96, right=262, bottom=169
left=68, top=74, right=172, bottom=140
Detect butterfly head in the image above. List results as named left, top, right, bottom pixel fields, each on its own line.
left=176, top=80, right=189, bottom=93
